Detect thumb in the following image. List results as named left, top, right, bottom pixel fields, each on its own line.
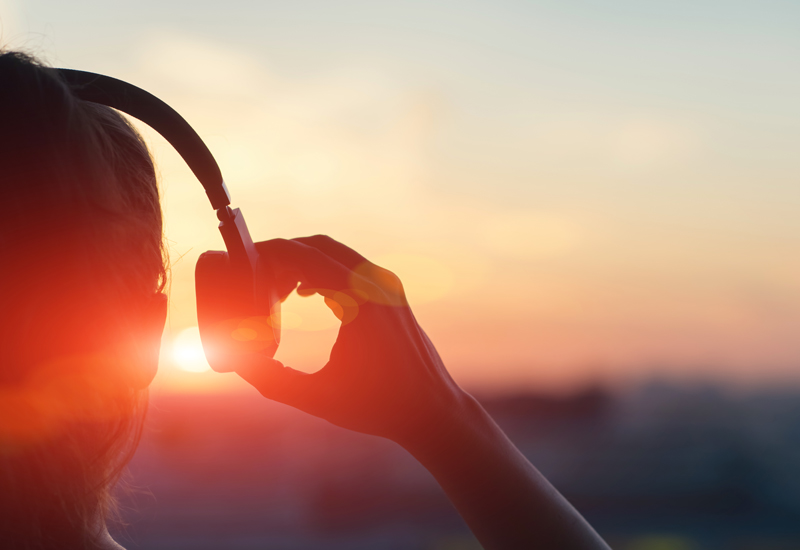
left=235, top=356, right=316, bottom=410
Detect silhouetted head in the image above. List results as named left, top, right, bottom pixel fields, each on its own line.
left=0, top=51, right=167, bottom=548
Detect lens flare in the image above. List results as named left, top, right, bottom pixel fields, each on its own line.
left=172, top=327, right=211, bottom=372
left=280, top=292, right=339, bottom=331
left=269, top=310, right=303, bottom=329
left=231, top=327, right=258, bottom=341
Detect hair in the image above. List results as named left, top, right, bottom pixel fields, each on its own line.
left=0, top=51, right=167, bottom=548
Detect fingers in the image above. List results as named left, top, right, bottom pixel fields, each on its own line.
left=235, top=356, right=317, bottom=411
left=258, top=255, right=298, bottom=302
left=292, top=235, right=404, bottom=301
left=255, top=238, right=364, bottom=292
left=255, top=236, right=406, bottom=307
left=293, top=235, right=371, bottom=271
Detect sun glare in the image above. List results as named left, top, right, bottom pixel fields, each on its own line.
left=172, top=327, right=211, bottom=373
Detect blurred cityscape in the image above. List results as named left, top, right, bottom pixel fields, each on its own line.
left=113, top=382, right=800, bottom=550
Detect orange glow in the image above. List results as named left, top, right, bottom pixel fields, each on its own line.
left=104, top=15, right=800, bottom=395
left=0, top=354, right=133, bottom=446
left=172, top=327, right=211, bottom=373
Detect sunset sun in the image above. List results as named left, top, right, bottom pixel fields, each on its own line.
left=171, top=327, right=211, bottom=373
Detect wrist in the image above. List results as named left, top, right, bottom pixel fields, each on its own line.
left=395, top=389, right=494, bottom=465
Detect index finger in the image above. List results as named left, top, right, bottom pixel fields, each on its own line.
left=293, top=235, right=371, bottom=271
left=255, top=238, right=369, bottom=294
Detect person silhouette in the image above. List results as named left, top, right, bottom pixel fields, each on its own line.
left=0, top=50, right=610, bottom=550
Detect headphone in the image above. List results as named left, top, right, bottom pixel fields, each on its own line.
left=58, top=69, right=282, bottom=375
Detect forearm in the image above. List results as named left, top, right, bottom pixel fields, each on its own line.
left=400, top=393, right=610, bottom=550
left=238, top=237, right=609, bottom=548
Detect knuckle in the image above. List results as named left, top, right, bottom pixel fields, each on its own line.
left=302, top=234, right=334, bottom=245
left=255, top=237, right=291, bottom=250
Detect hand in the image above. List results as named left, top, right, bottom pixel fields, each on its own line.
left=223, top=235, right=470, bottom=447
left=208, top=236, right=612, bottom=550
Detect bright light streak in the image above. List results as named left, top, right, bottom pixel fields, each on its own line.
left=172, top=327, right=211, bottom=373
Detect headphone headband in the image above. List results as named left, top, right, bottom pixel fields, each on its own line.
left=56, top=68, right=281, bottom=375
left=56, top=69, right=231, bottom=210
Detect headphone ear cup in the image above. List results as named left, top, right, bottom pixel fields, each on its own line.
left=196, top=251, right=237, bottom=373
left=196, top=251, right=280, bottom=373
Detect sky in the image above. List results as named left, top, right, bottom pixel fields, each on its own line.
left=2, top=0, right=800, bottom=393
